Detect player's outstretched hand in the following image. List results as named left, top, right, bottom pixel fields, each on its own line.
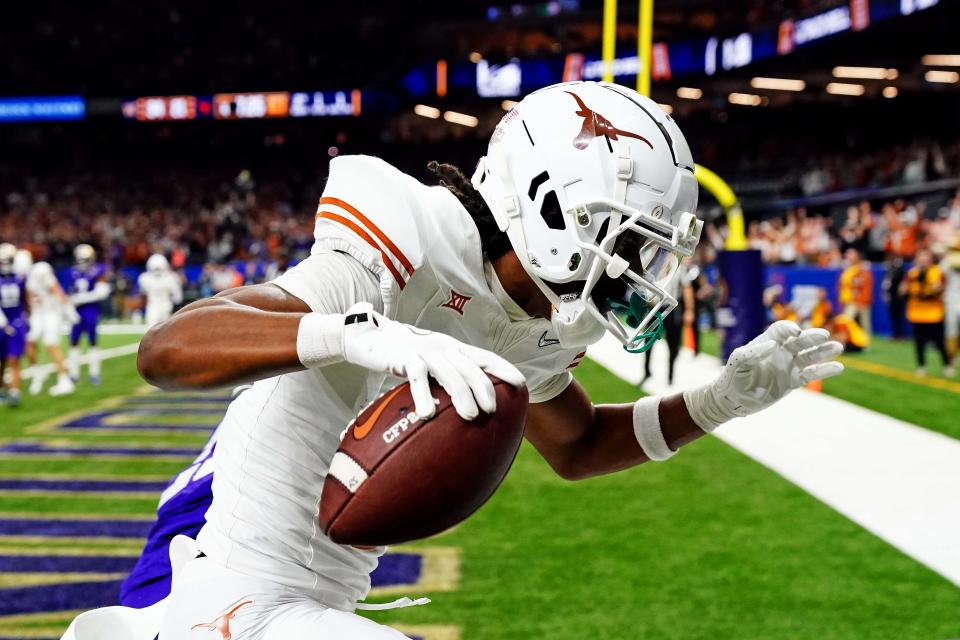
left=683, top=320, right=844, bottom=432
left=341, top=302, right=526, bottom=421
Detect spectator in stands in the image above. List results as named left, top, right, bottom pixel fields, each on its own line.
left=943, top=239, right=960, bottom=360
left=900, top=249, right=954, bottom=377
left=926, top=206, right=959, bottom=254
left=882, top=254, right=908, bottom=340
left=838, top=205, right=866, bottom=254
left=838, top=248, right=873, bottom=336
left=863, top=200, right=888, bottom=262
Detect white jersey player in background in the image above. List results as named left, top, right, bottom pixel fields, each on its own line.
left=63, top=82, right=843, bottom=640
left=18, top=250, right=77, bottom=396
left=139, top=254, right=183, bottom=327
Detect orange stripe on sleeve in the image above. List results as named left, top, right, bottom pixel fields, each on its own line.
left=318, top=197, right=415, bottom=277
left=316, top=211, right=406, bottom=290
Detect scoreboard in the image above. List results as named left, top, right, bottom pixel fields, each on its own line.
left=121, top=90, right=360, bottom=122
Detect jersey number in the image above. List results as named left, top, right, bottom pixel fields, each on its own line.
left=0, top=284, right=20, bottom=308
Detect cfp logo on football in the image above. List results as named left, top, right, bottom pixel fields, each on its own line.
left=382, top=398, right=440, bottom=445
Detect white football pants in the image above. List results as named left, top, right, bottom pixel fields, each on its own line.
left=145, top=302, right=174, bottom=328
left=158, top=557, right=410, bottom=640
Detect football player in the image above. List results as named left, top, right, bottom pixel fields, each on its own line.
left=66, top=244, right=111, bottom=384
left=0, top=243, right=28, bottom=407
left=64, top=82, right=843, bottom=639
left=138, top=254, right=184, bottom=327
left=19, top=250, right=78, bottom=396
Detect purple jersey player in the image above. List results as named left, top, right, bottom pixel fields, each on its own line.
left=120, top=430, right=218, bottom=606
left=0, top=243, right=28, bottom=406
left=66, top=244, right=110, bottom=384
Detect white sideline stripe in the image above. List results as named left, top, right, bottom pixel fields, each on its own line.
left=91, top=324, right=150, bottom=335
left=22, top=343, right=140, bottom=381
left=587, top=334, right=960, bottom=587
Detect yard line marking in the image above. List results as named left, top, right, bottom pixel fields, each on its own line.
left=0, top=572, right=127, bottom=589
left=840, top=356, right=960, bottom=393
left=0, top=474, right=172, bottom=482
left=0, top=512, right=153, bottom=522
left=0, top=489, right=159, bottom=500
left=21, top=343, right=141, bottom=382
left=588, top=334, right=960, bottom=588
left=393, top=625, right=462, bottom=640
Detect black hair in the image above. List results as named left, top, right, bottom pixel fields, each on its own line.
left=427, top=161, right=512, bottom=261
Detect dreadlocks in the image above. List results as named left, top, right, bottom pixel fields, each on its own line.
left=427, top=161, right=512, bottom=261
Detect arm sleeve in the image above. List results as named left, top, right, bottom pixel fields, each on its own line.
left=271, top=250, right=384, bottom=316
left=528, top=371, right=573, bottom=404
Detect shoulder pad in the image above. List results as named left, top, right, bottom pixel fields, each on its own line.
left=313, top=155, right=426, bottom=293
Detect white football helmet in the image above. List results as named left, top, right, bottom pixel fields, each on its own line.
left=472, top=81, right=701, bottom=351
left=0, top=243, right=15, bottom=275
left=75, top=244, right=96, bottom=268
left=146, top=253, right=170, bottom=272
left=13, top=249, right=33, bottom=277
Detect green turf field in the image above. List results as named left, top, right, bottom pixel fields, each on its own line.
left=1, top=339, right=957, bottom=640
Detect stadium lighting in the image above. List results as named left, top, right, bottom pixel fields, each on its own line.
left=750, top=77, right=806, bottom=91
left=728, top=92, right=763, bottom=106
left=414, top=104, right=441, bottom=119
left=832, top=66, right=899, bottom=80
left=922, top=54, right=960, bottom=67
left=658, top=103, right=673, bottom=115
left=676, top=87, right=702, bottom=100
left=469, top=51, right=483, bottom=63
left=443, top=110, right=479, bottom=127
left=882, top=86, right=899, bottom=98
left=825, top=82, right=865, bottom=96
left=925, top=70, right=960, bottom=83
left=501, top=100, right=518, bottom=110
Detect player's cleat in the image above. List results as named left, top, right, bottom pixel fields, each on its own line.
left=89, top=375, right=102, bottom=386
left=7, top=391, right=20, bottom=408
left=29, top=374, right=46, bottom=395
left=915, top=367, right=927, bottom=377
left=945, top=366, right=956, bottom=378
left=49, top=376, right=76, bottom=397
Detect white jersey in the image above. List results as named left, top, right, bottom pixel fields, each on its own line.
left=138, top=270, right=183, bottom=315
left=197, top=155, right=585, bottom=610
left=26, top=262, right=62, bottom=315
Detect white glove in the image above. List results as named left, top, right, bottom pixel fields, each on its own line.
left=684, top=320, right=844, bottom=432
left=0, top=308, right=7, bottom=330
left=63, top=305, right=81, bottom=326
left=339, top=302, right=525, bottom=421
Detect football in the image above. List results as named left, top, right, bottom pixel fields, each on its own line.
left=318, top=375, right=529, bottom=546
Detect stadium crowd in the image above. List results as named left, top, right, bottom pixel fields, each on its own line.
left=743, top=191, right=960, bottom=267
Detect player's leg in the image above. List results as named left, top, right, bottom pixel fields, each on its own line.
left=860, top=304, right=872, bottom=336
left=85, top=311, right=101, bottom=385
left=932, top=321, right=954, bottom=375
left=145, top=303, right=164, bottom=328
left=946, top=299, right=959, bottom=360
left=5, top=323, right=26, bottom=407
left=68, top=318, right=82, bottom=380
left=26, top=314, right=46, bottom=394
left=0, top=332, right=8, bottom=403
left=912, top=322, right=928, bottom=375
left=664, top=315, right=682, bottom=386
left=46, top=314, right=75, bottom=396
